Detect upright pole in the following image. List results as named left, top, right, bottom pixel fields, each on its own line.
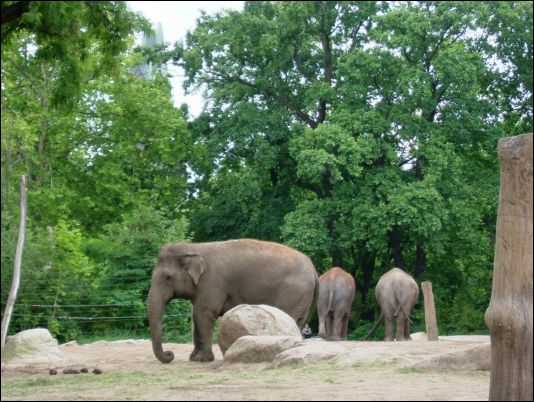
left=485, top=133, right=533, bottom=401
left=1, top=175, right=27, bottom=354
left=421, top=281, right=438, bottom=341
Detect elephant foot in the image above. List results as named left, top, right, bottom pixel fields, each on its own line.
left=189, top=349, right=214, bottom=362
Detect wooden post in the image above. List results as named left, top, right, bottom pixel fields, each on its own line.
left=485, top=133, right=533, bottom=401
left=421, top=281, right=438, bottom=341
left=1, top=175, right=27, bottom=354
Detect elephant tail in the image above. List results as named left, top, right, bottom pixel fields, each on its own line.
left=363, top=312, right=384, bottom=340
left=305, top=272, right=320, bottom=327
left=314, top=274, right=320, bottom=308
left=394, top=301, right=413, bottom=325
left=327, top=289, right=334, bottom=313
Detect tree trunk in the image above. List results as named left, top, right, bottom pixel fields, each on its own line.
left=415, top=240, right=426, bottom=279
left=355, top=246, right=376, bottom=321
left=1, top=175, right=27, bottom=353
left=388, top=229, right=405, bottom=268
left=485, top=133, right=532, bottom=401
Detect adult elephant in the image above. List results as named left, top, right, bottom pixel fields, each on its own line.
left=148, top=239, right=319, bottom=363
left=364, top=268, right=419, bottom=341
left=317, top=267, right=355, bottom=341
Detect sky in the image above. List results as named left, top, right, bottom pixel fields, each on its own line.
left=127, top=1, right=245, bottom=117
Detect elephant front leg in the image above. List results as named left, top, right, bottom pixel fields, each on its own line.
left=190, top=307, right=216, bottom=362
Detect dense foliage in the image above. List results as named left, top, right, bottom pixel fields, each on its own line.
left=2, top=1, right=532, bottom=342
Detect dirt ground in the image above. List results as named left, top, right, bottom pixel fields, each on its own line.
left=1, top=338, right=490, bottom=401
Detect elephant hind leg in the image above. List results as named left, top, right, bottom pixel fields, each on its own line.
left=341, top=314, right=349, bottom=340
left=330, top=310, right=346, bottom=341
left=323, top=311, right=335, bottom=340
left=384, top=314, right=395, bottom=341
left=395, top=312, right=407, bottom=341
left=404, top=316, right=412, bottom=340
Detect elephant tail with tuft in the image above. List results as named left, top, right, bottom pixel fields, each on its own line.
left=306, top=272, right=320, bottom=328
left=327, top=289, right=334, bottom=313
left=363, top=312, right=384, bottom=340
left=393, top=289, right=414, bottom=325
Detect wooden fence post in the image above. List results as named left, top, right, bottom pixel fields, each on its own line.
left=1, top=175, right=27, bottom=354
left=485, top=133, right=533, bottom=401
left=421, top=281, right=438, bottom=341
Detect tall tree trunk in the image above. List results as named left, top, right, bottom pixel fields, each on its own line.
left=415, top=240, right=426, bottom=279
left=1, top=175, right=27, bottom=353
left=414, top=158, right=427, bottom=277
left=388, top=229, right=405, bottom=268
left=355, top=246, right=376, bottom=321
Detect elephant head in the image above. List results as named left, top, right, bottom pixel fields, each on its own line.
left=147, top=244, right=206, bottom=363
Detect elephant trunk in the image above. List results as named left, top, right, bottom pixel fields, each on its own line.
left=148, top=288, right=174, bottom=363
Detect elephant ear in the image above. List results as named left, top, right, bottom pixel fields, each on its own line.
left=185, top=253, right=206, bottom=286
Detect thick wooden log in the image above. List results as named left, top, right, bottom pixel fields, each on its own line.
left=485, top=133, right=533, bottom=401
left=421, top=281, right=438, bottom=341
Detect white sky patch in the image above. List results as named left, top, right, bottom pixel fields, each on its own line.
left=127, top=1, right=244, bottom=118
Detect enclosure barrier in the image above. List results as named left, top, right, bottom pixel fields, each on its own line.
left=421, top=281, right=438, bottom=341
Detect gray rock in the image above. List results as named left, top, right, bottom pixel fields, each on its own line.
left=224, top=335, right=303, bottom=363
left=217, top=304, right=302, bottom=355
left=2, top=328, right=63, bottom=363
left=270, top=339, right=349, bottom=367
left=408, top=343, right=491, bottom=371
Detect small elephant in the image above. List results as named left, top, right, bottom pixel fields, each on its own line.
left=148, top=239, right=319, bottom=363
left=364, top=268, right=419, bottom=341
left=317, top=267, right=355, bottom=341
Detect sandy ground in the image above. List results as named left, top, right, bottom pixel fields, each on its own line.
left=1, top=337, right=490, bottom=401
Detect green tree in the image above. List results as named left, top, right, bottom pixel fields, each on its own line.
left=175, top=1, right=531, bottom=333
left=1, top=7, right=193, bottom=341
left=1, top=1, right=149, bottom=109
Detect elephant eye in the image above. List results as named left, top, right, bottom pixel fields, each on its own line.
left=164, top=273, right=172, bottom=282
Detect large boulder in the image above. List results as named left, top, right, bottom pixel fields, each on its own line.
left=408, top=343, right=491, bottom=371
left=224, top=335, right=303, bottom=364
left=270, top=338, right=350, bottom=367
left=217, top=304, right=302, bottom=355
left=2, top=328, right=63, bottom=363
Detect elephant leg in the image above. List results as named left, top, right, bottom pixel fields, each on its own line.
left=190, top=307, right=216, bottom=362
left=384, top=314, right=395, bottom=341
left=331, top=310, right=344, bottom=341
left=318, top=314, right=327, bottom=340
left=395, top=313, right=406, bottom=341
left=341, top=314, right=349, bottom=340
left=404, top=316, right=412, bottom=340
left=326, top=312, right=335, bottom=340
left=318, top=304, right=328, bottom=339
